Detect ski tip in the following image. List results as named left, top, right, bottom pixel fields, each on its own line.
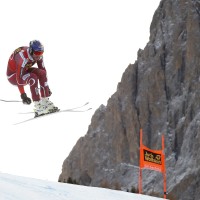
left=13, top=122, right=22, bottom=125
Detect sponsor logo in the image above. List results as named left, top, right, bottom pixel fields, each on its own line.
left=143, top=149, right=162, bottom=165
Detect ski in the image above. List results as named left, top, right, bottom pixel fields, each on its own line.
left=14, top=108, right=92, bottom=125
left=18, top=102, right=90, bottom=114
left=14, top=103, right=92, bottom=125
left=0, top=99, right=21, bottom=102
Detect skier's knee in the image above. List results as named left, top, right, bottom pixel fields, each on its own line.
left=39, top=70, right=47, bottom=78
left=28, top=74, right=38, bottom=86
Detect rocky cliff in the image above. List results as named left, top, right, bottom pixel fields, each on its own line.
left=59, top=0, right=200, bottom=199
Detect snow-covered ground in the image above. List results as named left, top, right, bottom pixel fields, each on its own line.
left=0, top=172, right=166, bottom=200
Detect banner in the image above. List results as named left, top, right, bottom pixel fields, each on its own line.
left=140, top=144, right=164, bottom=172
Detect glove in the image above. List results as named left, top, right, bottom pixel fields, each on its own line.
left=48, top=88, right=52, bottom=96
left=21, top=93, right=32, bottom=105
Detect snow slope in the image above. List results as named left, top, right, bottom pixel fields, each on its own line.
left=0, top=173, right=166, bottom=200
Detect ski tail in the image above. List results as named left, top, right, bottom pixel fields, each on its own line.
left=0, top=99, right=21, bottom=102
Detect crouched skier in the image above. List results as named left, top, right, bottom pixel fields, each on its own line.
left=7, top=40, right=59, bottom=117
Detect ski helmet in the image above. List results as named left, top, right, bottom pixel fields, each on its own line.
left=29, top=40, right=44, bottom=55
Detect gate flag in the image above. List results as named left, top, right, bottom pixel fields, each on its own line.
left=138, top=129, right=167, bottom=199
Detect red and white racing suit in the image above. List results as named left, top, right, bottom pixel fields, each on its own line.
left=7, top=46, right=51, bottom=101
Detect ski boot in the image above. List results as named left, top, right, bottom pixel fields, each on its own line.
left=41, top=97, right=59, bottom=113
left=34, top=100, right=49, bottom=117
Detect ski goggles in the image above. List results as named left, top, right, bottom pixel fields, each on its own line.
left=33, top=51, right=43, bottom=56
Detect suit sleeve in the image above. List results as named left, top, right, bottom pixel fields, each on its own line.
left=15, top=55, right=26, bottom=94
left=37, top=57, right=46, bottom=71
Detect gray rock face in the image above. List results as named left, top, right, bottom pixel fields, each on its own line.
left=59, top=0, right=200, bottom=199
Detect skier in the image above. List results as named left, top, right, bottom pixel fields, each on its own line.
left=7, top=40, right=58, bottom=117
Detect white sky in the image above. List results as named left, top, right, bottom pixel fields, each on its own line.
left=0, top=0, right=160, bottom=181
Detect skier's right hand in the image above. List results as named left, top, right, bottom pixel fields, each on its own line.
left=21, top=93, right=32, bottom=105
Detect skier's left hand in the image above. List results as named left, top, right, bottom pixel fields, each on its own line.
left=48, top=88, right=52, bottom=96
left=21, top=93, right=32, bottom=105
